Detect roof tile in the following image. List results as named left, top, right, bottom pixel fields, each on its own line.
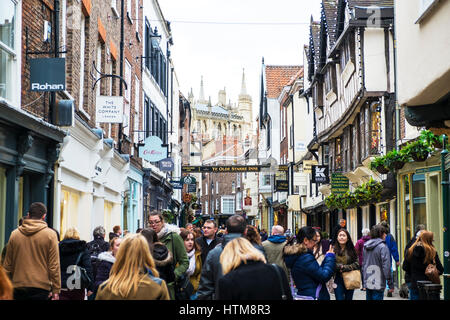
left=265, top=66, right=303, bottom=99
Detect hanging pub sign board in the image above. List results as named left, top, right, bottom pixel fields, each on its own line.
left=30, top=58, right=66, bottom=91
left=138, top=136, right=166, bottom=162
left=311, top=165, right=329, bottom=184
left=244, top=196, right=252, bottom=206
left=96, top=96, right=124, bottom=123
left=331, top=172, right=349, bottom=194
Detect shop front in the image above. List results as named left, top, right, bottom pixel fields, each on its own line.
left=123, top=165, right=144, bottom=233
left=0, top=101, right=66, bottom=248
left=397, top=153, right=444, bottom=283
left=55, top=115, right=129, bottom=241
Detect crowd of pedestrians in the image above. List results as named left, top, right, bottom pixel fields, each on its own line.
left=0, top=201, right=445, bottom=301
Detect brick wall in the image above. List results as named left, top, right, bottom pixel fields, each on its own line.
left=21, top=0, right=143, bottom=165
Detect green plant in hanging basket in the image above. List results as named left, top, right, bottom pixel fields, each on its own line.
left=384, top=149, right=409, bottom=171
left=370, top=156, right=389, bottom=174
left=403, top=140, right=431, bottom=162
left=420, top=130, right=443, bottom=149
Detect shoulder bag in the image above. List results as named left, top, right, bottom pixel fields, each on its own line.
left=342, top=269, right=361, bottom=290
left=171, top=233, right=194, bottom=300
left=425, top=258, right=441, bottom=284
left=271, top=264, right=289, bottom=300
left=73, top=251, right=92, bottom=290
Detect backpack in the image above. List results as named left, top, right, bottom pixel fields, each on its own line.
left=87, top=241, right=103, bottom=280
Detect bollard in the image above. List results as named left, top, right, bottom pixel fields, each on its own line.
left=416, top=280, right=432, bottom=300
left=424, top=284, right=442, bottom=300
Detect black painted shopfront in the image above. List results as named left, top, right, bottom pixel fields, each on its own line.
left=0, top=101, right=66, bottom=247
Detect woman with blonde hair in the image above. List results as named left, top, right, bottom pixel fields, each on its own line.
left=402, top=230, right=444, bottom=300
left=59, top=227, right=94, bottom=300
left=95, top=233, right=170, bottom=300
left=217, top=237, right=292, bottom=300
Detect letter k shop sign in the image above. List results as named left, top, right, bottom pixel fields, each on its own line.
left=311, top=165, right=329, bottom=184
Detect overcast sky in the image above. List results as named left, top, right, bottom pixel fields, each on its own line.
left=158, top=0, right=322, bottom=121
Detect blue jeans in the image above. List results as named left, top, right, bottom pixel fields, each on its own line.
left=366, top=289, right=384, bottom=300
left=334, top=275, right=354, bottom=300
left=407, top=283, right=420, bottom=300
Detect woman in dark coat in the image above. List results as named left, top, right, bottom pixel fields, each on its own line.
left=93, top=237, right=122, bottom=298
left=59, top=228, right=94, bottom=300
left=217, top=237, right=292, bottom=300
left=402, top=230, right=444, bottom=300
left=284, top=226, right=336, bottom=300
left=140, top=228, right=175, bottom=285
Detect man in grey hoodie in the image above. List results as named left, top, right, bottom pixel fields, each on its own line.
left=362, top=224, right=393, bottom=300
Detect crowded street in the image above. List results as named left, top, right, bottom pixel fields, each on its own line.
left=0, top=0, right=449, bottom=306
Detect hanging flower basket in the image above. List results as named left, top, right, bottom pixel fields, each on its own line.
left=392, top=160, right=405, bottom=170
left=376, top=165, right=389, bottom=174
left=411, top=152, right=429, bottom=162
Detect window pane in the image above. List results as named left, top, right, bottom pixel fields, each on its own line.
left=0, top=48, right=12, bottom=100
left=412, top=173, right=427, bottom=231
left=0, top=0, right=15, bottom=49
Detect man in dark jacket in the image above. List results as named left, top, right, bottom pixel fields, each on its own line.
left=87, top=226, right=110, bottom=257
left=197, top=214, right=264, bottom=300
left=196, top=219, right=222, bottom=265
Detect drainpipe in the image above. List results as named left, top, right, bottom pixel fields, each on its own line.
left=118, top=0, right=125, bottom=154
left=441, top=135, right=449, bottom=300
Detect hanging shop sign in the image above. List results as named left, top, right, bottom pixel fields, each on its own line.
left=183, top=193, right=192, bottom=203
left=96, top=95, right=124, bottom=123
left=182, top=176, right=197, bottom=185
left=159, top=158, right=174, bottom=171
left=295, top=141, right=307, bottom=152
left=311, top=165, right=329, bottom=184
left=139, top=136, right=166, bottom=162
left=303, top=160, right=318, bottom=174
left=187, top=183, right=197, bottom=193
left=276, top=180, right=289, bottom=192
left=30, top=58, right=66, bottom=91
left=331, top=172, right=349, bottom=194
left=171, top=180, right=183, bottom=189
left=244, top=196, right=252, bottom=206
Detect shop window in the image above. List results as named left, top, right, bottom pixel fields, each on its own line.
left=104, top=200, right=113, bottom=236
left=0, top=0, right=17, bottom=101
left=412, top=173, right=427, bottom=230
left=61, top=188, right=80, bottom=241
left=370, top=102, right=381, bottom=154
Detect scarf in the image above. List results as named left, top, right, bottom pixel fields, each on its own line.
left=157, top=225, right=169, bottom=240
left=186, top=249, right=196, bottom=276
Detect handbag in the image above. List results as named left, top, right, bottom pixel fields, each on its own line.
left=171, top=233, right=194, bottom=300
left=72, top=252, right=92, bottom=290
left=425, top=259, right=441, bottom=284
left=174, top=274, right=194, bottom=300
left=271, top=264, right=289, bottom=300
left=342, top=269, right=361, bottom=290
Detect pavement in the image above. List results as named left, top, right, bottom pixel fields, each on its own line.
left=330, top=287, right=405, bottom=300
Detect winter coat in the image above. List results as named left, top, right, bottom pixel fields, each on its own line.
left=59, top=239, right=94, bottom=291
left=403, top=235, right=418, bottom=283
left=188, top=250, right=202, bottom=293
left=197, top=233, right=266, bottom=300
left=262, top=235, right=289, bottom=279
left=196, top=236, right=223, bottom=265
left=86, top=237, right=109, bottom=257
left=158, top=226, right=189, bottom=299
left=217, top=260, right=293, bottom=300
left=362, top=238, right=392, bottom=291
left=93, top=251, right=115, bottom=294
left=385, top=233, right=400, bottom=264
left=152, top=242, right=175, bottom=285
left=355, top=236, right=371, bottom=266
left=2, top=219, right=61, bottom=294
left=402, top=245, right=444, bottom=289
left=197, top=233, right=241, bottom=300
left=284, top=243, right=336, bottom=300
left=95, top=271, right=170, bottom=300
